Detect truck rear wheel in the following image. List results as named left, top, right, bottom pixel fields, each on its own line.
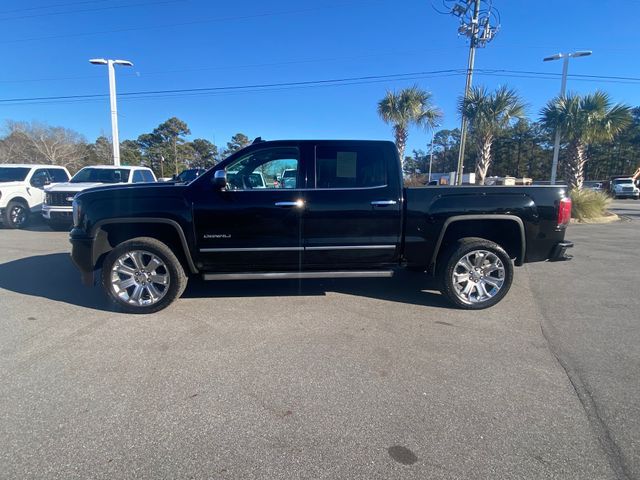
left=438, top=238, right=513, bottom=310
left=101, top=237, right=188, bottom=314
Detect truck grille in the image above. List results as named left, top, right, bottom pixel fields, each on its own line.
left=47, top=191, right=75, bottom=206
left=622, top=187, right=633, bottom=193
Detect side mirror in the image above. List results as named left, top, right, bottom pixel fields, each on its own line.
left=212, top=170, right=227, bottom=190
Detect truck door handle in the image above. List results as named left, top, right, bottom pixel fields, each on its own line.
left=275, top=200, right=305, bottom=208
left=370, top=200, right=397, bottom=206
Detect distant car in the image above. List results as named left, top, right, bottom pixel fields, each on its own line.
left=583, top=181, right=605, bottom=192
left=173, top=168, right=206, bottom=183
left=610, top=178, right=639, bottom=200
left=43, top=165, right=157, bottom=230
left=280, top=168, right=297, bottom=188
left=0, top=164, right=71, bottom=228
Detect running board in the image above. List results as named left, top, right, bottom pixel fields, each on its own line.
left=202, top=271, right=394, bottom=281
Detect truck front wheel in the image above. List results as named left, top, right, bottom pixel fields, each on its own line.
left=3, top=200, right=30, bottom=229
left=101, top=237, right=188, bottom=314
left=438, top=238, right=513, bottom=310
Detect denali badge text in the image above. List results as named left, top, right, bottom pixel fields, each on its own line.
left=204, top=234, right=232, bottom=239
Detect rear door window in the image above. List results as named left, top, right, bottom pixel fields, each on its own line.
left=132, top=170, right=145, bottom=183
left=315, top=145, right=387, bottom=189
left=142, top=170, right=156, bottom=182
left=30, top=169, right=50, bottom=187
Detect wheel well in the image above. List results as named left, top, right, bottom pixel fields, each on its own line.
left=434, top=219, right=524, bottom=269
left=7, top=196, right=29, bottom=207
left=95, top=223, right=194, bottom=273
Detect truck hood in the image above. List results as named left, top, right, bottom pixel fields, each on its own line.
left=45, top=182, right=113, bottom=192
left=75, top=181, right=184, bottom=200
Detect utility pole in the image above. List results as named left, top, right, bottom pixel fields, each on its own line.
left=428, top=126, right=438, bottom=183
left=455, top=0, right=480, bottom=185
left=174, top=136, right=179, bottom=177
left=441, top=0, right=500, bottom=185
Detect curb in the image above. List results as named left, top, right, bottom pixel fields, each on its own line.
left=570, top=213, right=620, bottom=224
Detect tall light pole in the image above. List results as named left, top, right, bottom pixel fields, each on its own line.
left=543, top=50, right=592, bottom=184
left=89, top=58, right=134, bottom=166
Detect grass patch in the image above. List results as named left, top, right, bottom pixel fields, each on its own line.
left=570, top=188, right=612, bottom=221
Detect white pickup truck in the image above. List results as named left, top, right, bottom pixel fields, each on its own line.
left=0, top=164, right=71, bottom=228
left=43, top=165, right=157, bottom=229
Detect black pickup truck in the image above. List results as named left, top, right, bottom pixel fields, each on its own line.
left=69, top=139, right=573, bottom=313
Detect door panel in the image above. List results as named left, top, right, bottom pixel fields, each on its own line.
left=302, top=143, right=402, bottom=268
left=192, top=145, right=305, bottom=272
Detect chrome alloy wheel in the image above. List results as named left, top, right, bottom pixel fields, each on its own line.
left=10, top=204, right=27, bottom=227
left=452, top=249, right=505, bottom=305
left=109, top=250, right=170, bottom=307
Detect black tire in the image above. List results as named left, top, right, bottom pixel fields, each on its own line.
left=437, top=237, right=514, bottom=310
left=3, top=200, right=30, bottom=229
left=101, top=237, right=188, bottom=314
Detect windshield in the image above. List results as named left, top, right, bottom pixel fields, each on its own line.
left=71, top=168, right=131, bottom=184
left=0, top=167, right=30, bottom=182
left=613, top=179, right=633, bottom=185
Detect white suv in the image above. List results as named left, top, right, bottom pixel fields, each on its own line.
left=43, top=165, right=157, bottom=229
left=0, top=164, right=71, bottom=229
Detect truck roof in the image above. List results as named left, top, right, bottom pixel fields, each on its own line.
left=78, top=165, right=152, bottom=170
left=0, top=163, right=67, bottom=169
left=250, top=139, right=395, bottom=146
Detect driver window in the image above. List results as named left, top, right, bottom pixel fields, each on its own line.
left=30, top=169, right=50, bottom=188
left=225, top=147, right=299, bottom=190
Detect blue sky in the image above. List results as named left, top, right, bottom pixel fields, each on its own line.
left=1, top=0, right=639, bottom=153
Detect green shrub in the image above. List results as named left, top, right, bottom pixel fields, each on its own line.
left=404, top=174, right=428, bottom=187
left=570, top=188, right=611, bottom=221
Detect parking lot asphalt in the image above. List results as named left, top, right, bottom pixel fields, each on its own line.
left=0, top=201, right=638, bottom=479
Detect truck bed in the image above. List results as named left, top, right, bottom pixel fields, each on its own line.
left=403, top=185, right=570, bottom=269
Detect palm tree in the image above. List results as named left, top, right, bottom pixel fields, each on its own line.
left=541, top=91, right=631, bottom=189
left=377, top=85, right=442, bottom=170
left=459, top=85, right=526, bottom=185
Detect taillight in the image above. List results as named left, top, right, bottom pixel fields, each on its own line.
left=557, top=197, right=572, bottom=226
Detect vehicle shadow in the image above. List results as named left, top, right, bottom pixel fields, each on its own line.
left=183, top=270, right=450, bottom=309
left=0, top=253, right=112, bottom=311
left=0, top=216, right=69, bottom=232
left=0, top=253, right=450, bottom=311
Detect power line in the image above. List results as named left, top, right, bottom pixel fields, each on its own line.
left=0, top=0, right=181, bottom=22
left=485, top=69, right=640, bottom=83
left=0, top=0, right=110, bottom=15
left=0, top=1, right=384, bottom=44
left=0, top=70, right=463, bottom=104
left=3, top=72, right=464, bottom=107
left=2, top=68, right=639, bottom=107
left=0, top=46, right=465, bottom=84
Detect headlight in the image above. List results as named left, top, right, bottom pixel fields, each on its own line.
left=72, top=198, right=82, bottom=227
left=43, top=192, right=48, bottom=205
